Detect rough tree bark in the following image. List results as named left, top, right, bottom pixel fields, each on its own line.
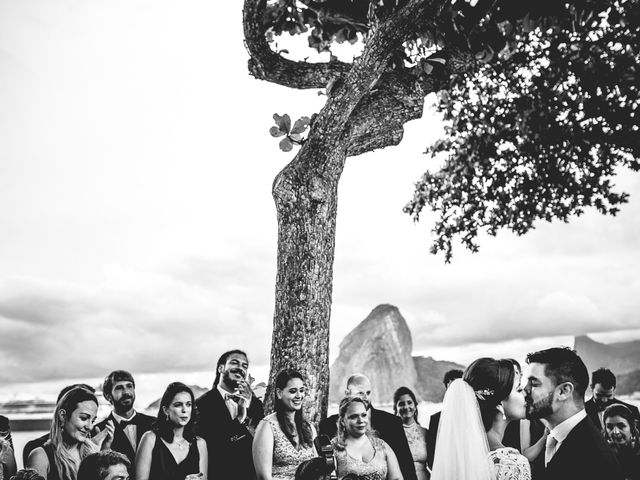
left=243, top=0, right=474, bottom=423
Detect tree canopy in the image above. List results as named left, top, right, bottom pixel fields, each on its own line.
left=242, top=0, right=640, bottom=419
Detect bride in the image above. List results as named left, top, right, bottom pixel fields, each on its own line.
left=431, top=357, right=531, bottom=480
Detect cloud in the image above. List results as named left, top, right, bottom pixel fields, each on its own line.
left=0, top=256, right=275, bottom=383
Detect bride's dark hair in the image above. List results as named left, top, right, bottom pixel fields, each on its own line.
left=463, top=357, right=516, bottom=431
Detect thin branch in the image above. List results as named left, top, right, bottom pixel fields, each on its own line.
left=243, top=0, right=350, bottom=89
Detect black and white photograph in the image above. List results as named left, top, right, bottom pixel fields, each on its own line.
left=1, top=1, right=639, bottom=479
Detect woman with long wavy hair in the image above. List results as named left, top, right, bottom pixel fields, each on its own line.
left=332, top=396, right=402, bottom=480
left=135, top=382, right=207, bottom=480
left=27, top=387, right=102, bottom=480
left=253, top=369, right=316, bottom=480
left=393, top=387, right=428, bottom=480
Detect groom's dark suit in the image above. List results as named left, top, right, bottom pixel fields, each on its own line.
left=319, top=407, right=418, bottom=480
left=94, top=411, right=155, bottom=466
left=195, top=388, right=264, bottom=480
left=540, top=417, right=622, bottom=480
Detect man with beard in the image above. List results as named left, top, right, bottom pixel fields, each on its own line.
left=524, top=347, right=622, bottom=480
left=94, top=370, right=154, bottom=466
left=585, top=368, right=640, bottom=432
left=319, top=374, right=417, bottom=480
left=196, top=349, right=264, bottom=480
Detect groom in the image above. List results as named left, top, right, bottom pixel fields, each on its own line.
left=524, top=347, right=622, bottom=480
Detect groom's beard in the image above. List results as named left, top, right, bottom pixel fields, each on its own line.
left=525, top=391, right=554, bottom=419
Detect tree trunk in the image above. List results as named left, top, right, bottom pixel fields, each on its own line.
left=264, top=140, right=346, bottom=425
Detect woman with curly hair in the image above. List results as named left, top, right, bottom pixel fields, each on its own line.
left=253, top=369, right=316, bottom=480
left=603, top=403, right=640, bottom=480
left=27, top=387, right=101, bottom=480
left=135, top=382, right=207, bottom=480
left=332, top=396, right=402, bottom=480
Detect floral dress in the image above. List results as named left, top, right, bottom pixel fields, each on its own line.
left=334, top=437, right=389, bottom=480
left=265, top=413, right=316, bottom=480
left=488, top=447, right=531, bottom=480
left=403, top=422, right=430, bottom=480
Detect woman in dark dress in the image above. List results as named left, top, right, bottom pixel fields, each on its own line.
left=26, top=387, right=102, bottom=480
left=136, top=382, right=207, bottom=480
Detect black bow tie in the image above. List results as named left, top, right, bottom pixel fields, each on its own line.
left=118, top=417, right=136, bottom=428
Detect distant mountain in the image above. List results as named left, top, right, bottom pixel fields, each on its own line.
left=146, top=384, right=209, bottom=411
left=617, top=370, right=640, bottom=396
left=574, top=335, right=640, bottom=375
left=329, top=304, right=465, bottom=404
left=413, top=356, right=465, bottom=402
left=329, top=304, right=418, bottom=405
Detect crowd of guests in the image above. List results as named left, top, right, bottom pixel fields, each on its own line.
left=1, top=347, right=639, bottom=480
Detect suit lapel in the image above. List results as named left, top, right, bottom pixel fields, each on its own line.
left=545, top=418, right=587, bottom=475
left=110, top=412, right=136, bottom=462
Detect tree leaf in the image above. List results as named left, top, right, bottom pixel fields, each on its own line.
left=273, top=113, right=292, bottom=134
left=270, top=126, right=286, bottom=137
left=279, top=137, right=294, bottom=152
left=291, top=116, right=311, bottom=134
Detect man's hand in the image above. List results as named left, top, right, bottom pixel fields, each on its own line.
left=235, top=379, right=254, bottom=409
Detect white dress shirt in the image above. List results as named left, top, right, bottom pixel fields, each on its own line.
left=545, top=408, right=587, bottom=464
left=112, top=410, right=138, bottom=451
left=217, top=385, right=251, bottom=423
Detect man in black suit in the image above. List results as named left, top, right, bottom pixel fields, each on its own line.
left=319, top=374, right=417, bottom=480
left=426, top=368, right=463, bottom=469
left=585, top=368, right=640, bottom=432
left=196, top=349, right=264, bottom=480
left=524, top=347, right=623, bottom=480
left=94, top=370, right=155, bottom=467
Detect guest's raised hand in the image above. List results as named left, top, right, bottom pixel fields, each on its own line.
left=235, top=379, right=254, bottom=409
left=92, top=420, right=114, bottom=450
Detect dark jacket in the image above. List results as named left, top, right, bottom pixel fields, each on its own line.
left=319, top=407, right=418, bottom=480
left=94, top=411, right=155, bottom=466
left=585, top=397, right=640, bottom=432
left=540, top=416, right=623, bottom=480
left=195, top=388, right=264, bottom=480
left=426, top=411, right=440, bottom=469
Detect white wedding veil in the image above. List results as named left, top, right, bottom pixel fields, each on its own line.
left=430, top=378, right=495, bottom=480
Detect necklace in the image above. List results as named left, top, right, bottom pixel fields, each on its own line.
left=175, top=438, right=189, bottom=450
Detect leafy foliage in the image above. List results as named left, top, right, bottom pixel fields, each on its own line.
left=405, top=0, right=640, bottom=261
left=270, top=113, right=311, bottom=152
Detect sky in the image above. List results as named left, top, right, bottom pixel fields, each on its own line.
left=1, top=0, right=640, bottom=400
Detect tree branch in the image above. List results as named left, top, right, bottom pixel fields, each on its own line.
left=243, top=0, right=350, bottom=89
left=346, top=48, right=477, bottom=157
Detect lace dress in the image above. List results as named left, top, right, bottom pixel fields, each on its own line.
left=488, top=447, right=531, bottom=480
left=265, top=413, right=316, bottom=480
left=403, top=422, right=429, bottom=480
left=334, top=437, right=389, bottom=480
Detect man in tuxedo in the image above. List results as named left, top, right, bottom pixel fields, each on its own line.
left=94, top=370, right=155, bottom=467
left=585, top=368, right=640, bottom=432
left=319, top=374, right=417, bottom=480
left=426, top=369, right=463, bottom=469
left=524, top=347, right=622, bottom=480
left=196, top=349, right=264, bottom=480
